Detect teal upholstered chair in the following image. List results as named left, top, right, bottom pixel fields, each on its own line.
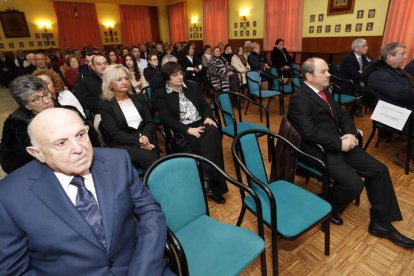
left=232, top=129, right=332, bottom=275
left=142, top=87, right=162, bottom=125
left=246, top=71, right=282, bottom=120
left=144, top=153, right=267, bottom=276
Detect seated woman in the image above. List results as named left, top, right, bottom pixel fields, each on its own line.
left=107, top=49, right=122, bottom=65
left=155, top=62, right=228, bottom=204
left=0, top=75, right=54, bottom=174
left=99, top=64, right=159, bottom=170
left=178, top=45, right=202, bottom=83
left=123, top=54, right=148, bottom=93
left=231, top=46, right=250, bottom=85
left=207, top=46, right=239, bottom=94
left=270, top=38, right=295, bottom=77
left=64, top=54, right=80, bottom=90
left=33, top=69, right=85, bottom=118
left=143, top=53, right=159, bottom=85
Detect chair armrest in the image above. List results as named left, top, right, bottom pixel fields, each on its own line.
left=166, top=228, right=189, bottom=276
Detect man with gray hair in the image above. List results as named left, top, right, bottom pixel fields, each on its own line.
left=367, top=42, right=414, bottom=170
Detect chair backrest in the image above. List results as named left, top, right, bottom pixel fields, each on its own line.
left=145, top=86, right=152, bottom=101
left=246, top=71, right=261, bottom=94
left=145, top=156, right=206, bottom=232
left=237, top=132, right=269, bottom=191
left=217, top=93, right=235, bottom=127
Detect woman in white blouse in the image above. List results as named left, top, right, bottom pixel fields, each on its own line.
left=231, top=46, right=250, bottom=84
left=98, top=64, right=159, bottom=170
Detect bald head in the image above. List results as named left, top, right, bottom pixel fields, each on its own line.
left=27, top=108, right=93, bottom=176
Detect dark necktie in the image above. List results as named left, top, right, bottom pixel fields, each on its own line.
left=319, top=90, right=334, bottom=117
left=70, top=176, right=106, bottom=248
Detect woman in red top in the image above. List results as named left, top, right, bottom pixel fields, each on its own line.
left=64, top=54, right=80, bottom=90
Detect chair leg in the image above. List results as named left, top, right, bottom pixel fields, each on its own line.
left=259, top=98, right=264, bottom=122
left=280, top=95, right=284, bottom=115
left=271, top=229, right=279, bottom=276
left=323, top=218, right=330, bottom=256
left=236, top=205, right=246, bottom=226
left=244, top=101, right=250, bottom=115
left=260, top=250, right=268, bottom=276
left=363, top=127, right=376, bottom=150
left=405, top=138, right=411, bottom=175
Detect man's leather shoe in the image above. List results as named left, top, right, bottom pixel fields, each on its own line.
left=208, top=194, right=226, bottom=204
left=330, top=211, right=343, bottom=225
left=369, top=222, right=414, bottom=248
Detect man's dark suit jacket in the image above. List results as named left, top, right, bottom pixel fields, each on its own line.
left=0, top=148, right=170, bottom=275
left=98, top=93, right=157, bottom=148
left=287, top=84, right=357, bottom=164
left=74, top=70, right=102, bottom=114
left=155, top=81, right=214, bottom=133
left=340, top=52, right=370, bottom=83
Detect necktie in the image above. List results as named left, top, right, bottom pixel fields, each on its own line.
left=70, top=176, right=106, bottom=248
left=319, top=91, right=334, bottom=117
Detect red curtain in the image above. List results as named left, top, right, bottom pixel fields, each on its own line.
left=54, top=2, right=102, bottom=51
left=263, top=0, right=303, bottom=52
left=203, top=0, right=228, bottom=46
left=120, top=5, right=153, bottom=47
left=168, top=3, right=188, bottom=43
left=382, top=0, right=414, bottom=62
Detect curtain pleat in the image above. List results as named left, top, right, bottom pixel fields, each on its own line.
left=119, top=5, right=153, bottom=47
left=168, top=3, right=188, bottom=43
left=203, top=0, right=228, bottom=46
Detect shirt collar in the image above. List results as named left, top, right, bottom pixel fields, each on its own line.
left=166, top=83, right=187, bottom=94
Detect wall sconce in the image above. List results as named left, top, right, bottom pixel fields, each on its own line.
left=189, top=17, right=202, bottom=39
left=37, top=22, right=52, bottom=42
left=239, top=9, right=249, bottom=29
left=103, top=21, right=115, bottom=42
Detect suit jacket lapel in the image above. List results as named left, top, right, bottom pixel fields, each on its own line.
left=29, top=162, right=105, bottom=251
left=91, top=150, right=114, bottom=253
left=111, top=100, right=128, bottom=128
left=304, top=85, right=339, bottom=123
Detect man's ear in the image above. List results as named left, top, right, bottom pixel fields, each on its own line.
left=26, top=146, right=45, bottom=163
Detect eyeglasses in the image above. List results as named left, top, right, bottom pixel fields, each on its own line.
left=170, top=72, right=183, bottom=78
left=30, top=90, right=52, bottom=105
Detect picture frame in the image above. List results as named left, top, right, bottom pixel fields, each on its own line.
left=19, top=42, right=24, bottom=48
left=345, top=24, right=352, bottom=32
left=48, top=33, right=53, bottom=39
left=335, top=24, right=341, bottom=32
left=0, top=43, right=3, bottom=49
left=366, top=22, right=374, bottom=31
left=355, top=23, right=362, bottom=32
left=44, top=41, right=50, bottom=46
left=104, top=31, right=108, bottom=37
left=200, top=33, right=202, bottom=38
left=234, top=22, right=237, bottom=28
left=37, top=41, right=43, bottom=47
left=9, top=42, right=14, bottom=49
left=253, top=30, right=256, bottom=36
left=115, top=37, right=119, bottom=42
left=189, top=34, right=193, bottom=39
left=41, top=33, right=47, bottom=39
left=327, top=0, right=355, bottom=15
left=253, top=21, right=256, bottom=27
left=318, top=14, right=324, bottom=21
left=35, top=33, right=40, bottom=39
left=309, top=26, right=314, bottom=33
left=246, top=21, right=250, bottom=28
left=29, top=41, right=34, bottom=47
left=105, top=38, right=109, bottom=43
left=325, top=25, right=331, bottom=33
left=240, top=22, right=244, bottom=28
left=0, top=11, right=30, bottom=38
left=317, top=26, right=322, bottom=33
left=114, top=31, right=118, bottom=36
left=199, top=27, right=202, bottom=32
left=240, top=30, right=243, bottom=36
left=246, top=30, right=249, bottom=36
left=368, top=9, right=376, bottom=18
left=310, top=14, right=315, bottom=22
left=357, top=10, right=364, bottom=19
left=50, top=41, right=55, bottom=46
left=234, top=31, right=237, bottom=37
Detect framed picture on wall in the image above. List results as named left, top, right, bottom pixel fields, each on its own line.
left=253, top=21, right=256, bottom=27
left=345, top=24, right=352, bottom=32
left=234, top=22, right=237, bottom=28
left=0, top=11, right=30, bottom=38
left=366, top=22, right=374, bottom=31
left=309, top=26, right=314, bottom=33
left=35, top=33, right=40, bottom=39
left=318, top=14, right=324, bottom=21
left=189, top=34, right=193, bottom=39
left=104, top=31, right=108, bottom=37
left=114, top=31, right=118, bottom=36
left=240, top=22, right=244, bottom=28
left=325, top=25, right=331, bottom=33
left=29, top=41, right=34, bottom=47
left=105, top=38, right=109, bottom=43
left=368, top=9, right=376, bottom=18
left=240, top=30, right=243, bottom=36
left=234, top=31, right=237, bottom=37
left=317, top=26, right=322, bottom=33
left=19, top=42, right=24, bottom=48
left=0, top=43, right=3, bottom=49
left=357, top=10, right=364, bottom=18
left=48, top=33, right=53, bottom=38
left=37, top=41, right=42, bottom=46
left=246, top=21, right=250, bottom=28
left=41, top=33, right=47, bottom=39
left=200, top=27, right=202, bottom=32
left=200, top=33, right=202, bottom=38
left=44, top=41, right=50, bottom=46
left=246, top=30, right=250, bottom=36
left=51, top=41, right=55, bottom=46
left=327, top=0, right=355, bottom=15
left=9, top=42, right=14, bottom=48
left=355, top=23, right=362, bottom=32
left=253, top=30, right=256, bottom=36
left=115, top=37, right=119, bottom=42
left=310, top=14, right=315, bottom=22
left=335, top=24, right=341, bottom=32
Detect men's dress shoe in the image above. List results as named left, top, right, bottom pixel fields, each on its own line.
left=330, top=211, right=343, bottom=225
left=208, top=194, right=226, bottom=204
left=368, top=222, right=414, bottom=249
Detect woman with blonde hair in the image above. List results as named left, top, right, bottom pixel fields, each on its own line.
left=99, top=64, right=159, bottom=170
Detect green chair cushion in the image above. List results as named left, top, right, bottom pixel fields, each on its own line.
left=250, top=89, right=281, bottom=98
left=221, top=122, right=268, bottom=137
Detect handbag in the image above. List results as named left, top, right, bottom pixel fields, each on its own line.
left=171, top=131, right=191, bottom=153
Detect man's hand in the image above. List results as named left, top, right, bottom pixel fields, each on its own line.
left=340, top=134, right=358, bottom=152
left=187, top=126, right=205, bottom=138
left=203, top=118, right=217, bottom=127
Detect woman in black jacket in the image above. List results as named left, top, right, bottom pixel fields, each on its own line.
left=155, top=62, right=228, bottom=203
left=99, top=64, right=159, bottom=170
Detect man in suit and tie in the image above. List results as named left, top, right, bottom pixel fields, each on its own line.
left=0, top=108, right=174, bottom=275
left=287, top=57, right=414, bottom=248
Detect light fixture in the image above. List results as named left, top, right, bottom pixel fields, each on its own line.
left=103, top=21, right=115, bottom=41
left=239, top=8, right=249, bottom=30
left=37, top=21, right=52, bottom=42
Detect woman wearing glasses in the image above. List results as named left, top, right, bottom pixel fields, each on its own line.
left=0, top=75, right=54, bottom=174
left=155, top=62, right=228, bottom=204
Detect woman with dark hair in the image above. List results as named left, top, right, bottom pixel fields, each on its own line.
left=99, top=64, right=159, bottom=170
left=155, top=62, right=228, bottom=204
left=143, top=53, right=160, bottom=84
left=106, top=49, right=122, bottom=65
left=123, top=54, right=148, bottom=92
left=222, top=44, right=233, bottom=64
left=64, top=54, right=81, bottom=90
left=207, top=46, right=239, bottom=93
left=178, top=45, right=202, bottom=83
left=201, top=45, right=212, bottom=69
left=231, top=46, right=250, bottom=84
left=0, top=75, right=54, bottom=173
left=270, top=38, right=295, bottom=77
